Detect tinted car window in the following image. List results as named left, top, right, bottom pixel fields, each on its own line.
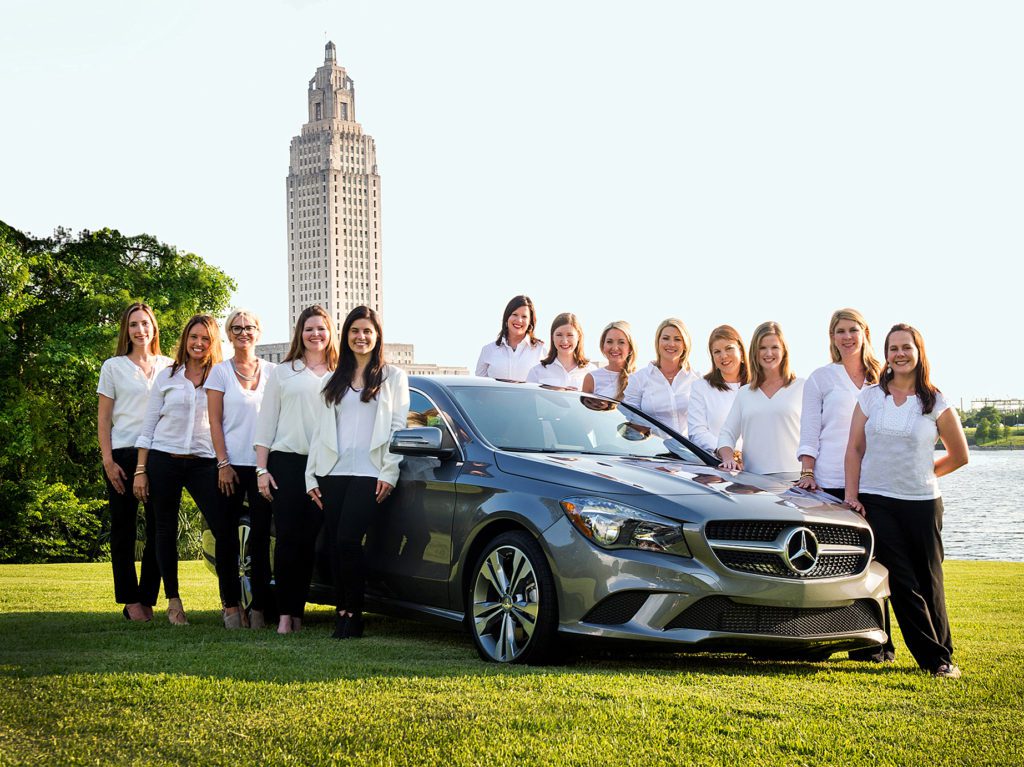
left=449, top=385, right=703, bottom=463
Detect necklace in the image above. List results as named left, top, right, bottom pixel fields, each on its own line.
left=231, top=359, right=259, bottom=381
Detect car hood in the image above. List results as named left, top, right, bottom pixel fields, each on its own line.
left=493, top=451, right=852, bottom=521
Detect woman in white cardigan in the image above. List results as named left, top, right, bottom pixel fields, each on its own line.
left=306, top=306, right=410, bottom=639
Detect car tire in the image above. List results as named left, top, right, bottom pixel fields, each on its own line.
left=466, top=531, right=559, bottom=664
left=202, top=514, right=254, bottom=610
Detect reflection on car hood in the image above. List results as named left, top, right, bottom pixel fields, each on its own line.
left=493, top=451, right=848, bottom=516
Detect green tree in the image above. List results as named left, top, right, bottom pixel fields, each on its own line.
left=0, top=222, right=235, bottom=562
left=975, top=418, right=990, bottom=444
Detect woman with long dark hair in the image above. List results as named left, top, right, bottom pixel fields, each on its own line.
left=305, top=306, right=410, bottom=639
left=845, top=324, right=968, bottom=678
left=253, top=305, right=338, bottom=634
left=133, top=314, right=223, bottom=625
left=582, top=320, right=637, bottom=400
left=526, top=312, right=595, bottom=389
left=207, top=309, right=277, bottom=629
left=687, top=325, right=748, bottom=455
left=474, top=295, right=546, bottom=381
left=97, top=302, right=172, bottom=621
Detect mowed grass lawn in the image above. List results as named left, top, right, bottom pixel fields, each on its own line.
left=1, top=561, right=1022, bottom=766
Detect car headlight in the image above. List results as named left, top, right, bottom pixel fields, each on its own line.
left=560, top=496, right=691, bottom=558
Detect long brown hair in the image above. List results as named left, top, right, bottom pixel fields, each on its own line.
left=494, top=295, right=541, bottom=347
left=828, top=308, right=882, bottom=385
left=323, top=306, right=386, bottom=405
left=653, top=318, right=693, bottom=372
left=115, top=302, right=162, bottom=357
left=748, top=321, right=796, bottom=390
left=599, top=320, right=637, bottom=400
left=540, top=312, right=589, bottom=368
left=879, top=323, right=938, bottom=414
left=704, top=325, right=749, bottom=392
left=170, top=314, right=222, bottom=385
left=284, top=305, right=339, bottom=372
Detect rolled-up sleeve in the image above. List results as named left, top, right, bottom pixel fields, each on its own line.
left=253, top=367, right=281, bottom=450
left=134, top=374, right=165, bottom=450
left=796, top=373, right=824, bottom=460
left=686, top=384, right=715, bottom=453
left=717, top=395, right=743, bottom=452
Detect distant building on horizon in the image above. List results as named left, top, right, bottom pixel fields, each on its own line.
left=258, top=42, right=466, bottom=375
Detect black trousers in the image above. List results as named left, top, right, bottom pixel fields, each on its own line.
left=269, top=451, right=323, bottom=618
left=213, top=465, right=275, bottom=612
left=106, top=447, right=161, bottom=606
left=148, top=450, right=219, bottom=600
left=862, top=493, right=953, bottom=672
left=318, top=475, right=378, bottom=613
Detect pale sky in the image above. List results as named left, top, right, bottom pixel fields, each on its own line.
left=2, top=0, right=1021, bottom=406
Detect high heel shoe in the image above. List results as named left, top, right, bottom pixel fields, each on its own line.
left=332, top=612, right=349, bottom=639
left=347, top=612, right=364, bottom=638
left=122, top=603, right=149, bottom=622
left=166, top=597, right=189, bottom=626
left=248, top=609, right=266, bottom=630
left=223, top=607, right=243, bottom=630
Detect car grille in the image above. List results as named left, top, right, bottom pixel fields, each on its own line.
left=704, top=520, right=871, bottom=579
left=664, top=596, right=882, bottom=636
left=581, top=591, right=650, bottom=625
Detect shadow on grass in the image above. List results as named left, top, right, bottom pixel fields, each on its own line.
left=0, top=609, right=906, bottom=684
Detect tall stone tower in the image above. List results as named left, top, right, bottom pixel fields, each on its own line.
left=286, top=41, right=382, bottom=331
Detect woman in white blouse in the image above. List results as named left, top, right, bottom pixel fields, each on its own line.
left=133, top=314, right=223, bottom=625
left=305, top=306, right=410, bottom=639
left=582, top=321, right=637, bottom=400
left=526, top=312, right=595, bottom=389
left=623, top=318, right=701, bottom=437
left=718, top=321, right=804, bottom=477
left=207, top=309, right=276, bottom=629
left=97, top=303, right=172, bottom=622
left=475, top=295, right=546, bottom=381
left=253, top=305, right=338, bottom=635
left=845, top=324, right=968, bottom=679
left=687, top=325, right=748, bottom=455
left=797, top=308, right=882, bottom=496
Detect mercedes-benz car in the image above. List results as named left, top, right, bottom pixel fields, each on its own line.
left=210, top=376, right=890, bottom=664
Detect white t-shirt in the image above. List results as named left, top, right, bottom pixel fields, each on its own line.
left=206, top=358, right=276, bottom=467
left=475, top=338, right=547, bottom=382
left=622, top=363, right=702, bottom=437
left=717, top=379, right=805, bottom=476
left=586, top=367, right=626, bottom=399
left=526, top=360, right=596, bottom=390
left=687, top=378, right=741, bottom=454
left=97, top=355, right=173, bottom=449
left=857, top=385, right=949, bottom=500
left=328, top=388, right=380, bottom=478
left=253, top=361, right=330, bottom=455
left=135, top=365, right=215, bottom=458
left=797, top=363, right=867, bottom=489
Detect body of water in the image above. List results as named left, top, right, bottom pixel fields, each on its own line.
left=938, top=450, right=1023, bottom=562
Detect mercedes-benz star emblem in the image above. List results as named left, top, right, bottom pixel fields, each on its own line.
left=783, top=527, right=819, bottom=574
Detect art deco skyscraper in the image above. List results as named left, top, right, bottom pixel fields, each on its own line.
left=287, top=42, right=382, bottom=330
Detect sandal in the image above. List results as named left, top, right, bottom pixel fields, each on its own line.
left=167, top=597, right=189, bottom=626
left=223, top=607, right=243, bottom=630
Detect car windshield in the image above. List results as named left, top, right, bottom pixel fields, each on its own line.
left=448, top=385, right=706, bottom=463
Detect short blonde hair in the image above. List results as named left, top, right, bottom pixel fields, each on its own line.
left=748, top=321, right=795, bottom=390
left=225, top=308, right=262, bottom=335
left=653, top=318, right=693, bottom=372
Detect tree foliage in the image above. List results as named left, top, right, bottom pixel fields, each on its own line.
left=0, top=221, right=235, bottom=562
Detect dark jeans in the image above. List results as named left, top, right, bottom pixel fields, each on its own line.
left=269, top=451, right=323, bottom=619
left=106, top=447, right=161, bottom=606
left=214, top=465, right=275, bottom=612
left=318, top=475, right=378, bottom=614
left=148, top=450, right=219, bottom=600
left=862, top=493, right=953, bottom=672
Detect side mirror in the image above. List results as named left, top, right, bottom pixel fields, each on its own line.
left=389, top=427, right=456, bottom=460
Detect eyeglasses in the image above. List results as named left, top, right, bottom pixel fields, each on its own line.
left=230, top=325, right=258, bottom=335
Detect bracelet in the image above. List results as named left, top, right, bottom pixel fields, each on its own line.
left=800, top=470, right=815, bottom=478
left=255, top=467, right=268, bottom=477
left=134, top=467, right=147, bottom=476
left=217, top=459, right=231, bottom=469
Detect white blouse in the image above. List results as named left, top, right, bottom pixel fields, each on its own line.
left=253, top=361, right=330, bottom=456
left=526, top=360, right=596, bottom=390
left=587, top=367, right=627, bottom=399
left=687, top=378, right=741, bottom=454
left=622, top=363, right=702, bottom=437
left=717, top=379, right=805, bottom=476
left=328, top=389, right=380, bottom=478
left=798, top=363, right=866, bottom=489
left=97, top=355, right=173, bottom=449
left=206, top=359, right=276, bottom=467
left=135, top=365, right=215, bottom=458
left=857, top=386, right=950, bottom=500
left=475, top=339, right=547, bottom=382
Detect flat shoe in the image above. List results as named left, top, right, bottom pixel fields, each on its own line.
left=249, top=609, right=266, bottom=630
left=933, top=663, right=961, bottom=679
left=223, top=608, right=243, bottom=630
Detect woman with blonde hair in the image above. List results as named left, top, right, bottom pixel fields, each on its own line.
left=254, top=305, right=338, bottom=634
left=623, top=318, right=701, bottom=436
left=133, top=314, right=223, bottom=625
left=582, top=321, right=637, bottom=400
left=475, top=295, right=546, bottom=381
left=687, top=325, right=748, bottom=455
left=717, top=321, right=804, bottom=476
left=207, top=309, right=277, bottom=629
left=526, top=312, right=595, bottom=389
left=97, top=302, right=172, bottom=622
